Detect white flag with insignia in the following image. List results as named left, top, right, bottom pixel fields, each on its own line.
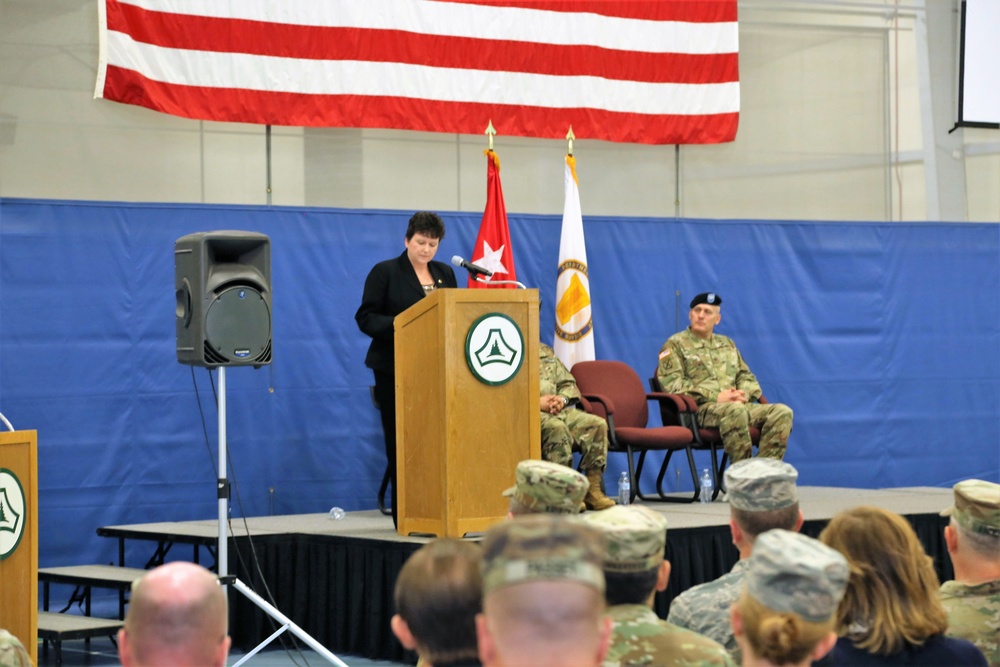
left=554, top=154, right=595, bottom=368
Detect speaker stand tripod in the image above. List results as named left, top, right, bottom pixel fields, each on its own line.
left=215, top=366, right=348, bottom=667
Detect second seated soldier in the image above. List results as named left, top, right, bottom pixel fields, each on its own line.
left=656, top=292, right=792, bottom=463
left=539, top=342, right=615, bottom=511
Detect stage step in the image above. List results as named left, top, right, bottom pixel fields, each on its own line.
left=39, top=564, right=148, bottom=628
left=37, top=611, right=123, bottom=667
left=39, top=564, right=147, bottom=589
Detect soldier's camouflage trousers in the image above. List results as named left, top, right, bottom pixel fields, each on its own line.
left=540, top=408, right=608, bottom=473
left=697, top=401, right=793, bottom=463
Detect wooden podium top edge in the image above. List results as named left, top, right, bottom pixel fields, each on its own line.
left=434, top=287, right=538, bottom=302
left=395, top=287, right=539, bottom=329
left=0, top=430, right=38, bottom=445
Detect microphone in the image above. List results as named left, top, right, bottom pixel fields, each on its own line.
left=451, top=255, right=493, bottom=277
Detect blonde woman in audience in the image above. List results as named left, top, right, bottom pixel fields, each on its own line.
left=730, top=529, right=847, bottom=667
left=816, top=505, right=986, bottom=666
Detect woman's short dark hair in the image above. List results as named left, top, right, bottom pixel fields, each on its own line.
left=406, top=211, right=446, bottom=241
left=603, top=568, right=660, bottom=606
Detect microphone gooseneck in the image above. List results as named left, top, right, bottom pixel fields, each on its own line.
left=451, top=255, right=493, bottom=277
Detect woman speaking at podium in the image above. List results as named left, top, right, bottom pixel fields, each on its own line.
left=355, top=212, right=457, bottom=527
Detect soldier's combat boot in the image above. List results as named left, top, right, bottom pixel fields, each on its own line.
left=584, top=469, right=615, bottom=511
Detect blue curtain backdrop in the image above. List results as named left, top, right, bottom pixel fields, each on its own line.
left=0, top=198, right=997, bottom=568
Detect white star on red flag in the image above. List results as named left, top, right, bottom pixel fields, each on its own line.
left=472, top=241, right=509, bottom=278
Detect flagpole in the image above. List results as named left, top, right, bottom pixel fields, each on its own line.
left=554, top=128, right=595, bottom=367
left=485, top=120, right=495, bottom=152
left=468, top=119, right=517, bottom=290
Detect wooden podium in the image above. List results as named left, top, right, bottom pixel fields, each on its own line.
left=394, top=289, right=540, bottom=537
left=0, top=430, right=38, bottom=666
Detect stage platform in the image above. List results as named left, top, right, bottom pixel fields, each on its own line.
left=93, top=486, right=955, bottom=663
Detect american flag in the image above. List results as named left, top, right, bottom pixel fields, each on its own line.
left=96, top=0, right=739, bottom=145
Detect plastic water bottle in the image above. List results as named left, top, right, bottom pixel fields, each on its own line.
left=618, top=472, right=631, bottom=505
left=328, top=506, right=345, bottom=520
left=699, top=469, right=713, bottom=504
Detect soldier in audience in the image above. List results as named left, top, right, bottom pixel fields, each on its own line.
left=940, top=479, right=1000, bottom=667
left=503, top=459, right=589, bottom=517
left=656, top=292, right=792, bottom=463
left=118, top=561, right=230, bottom=667
left=731, top=529, right=847, bottom=667
left=581, top=505, right=735, bottom=666
left=391, top=538, right=483, bottom=667
left=0, top=629, right=31, bottom=667
left=477, top=514, right=611, bottom=667
left=667, top=458, right=802, bottom=662
left=539, top=342, right=615, bottom=510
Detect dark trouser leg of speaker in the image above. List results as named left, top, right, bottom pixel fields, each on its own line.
left=373, top=370, right=397, bottom=528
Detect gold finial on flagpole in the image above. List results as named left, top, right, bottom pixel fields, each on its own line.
left=566, top=126, right=575, bottom=156
left=485, top=120, right=496, bottom=151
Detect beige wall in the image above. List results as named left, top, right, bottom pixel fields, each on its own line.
left=0, top=0, right=996, bottom=222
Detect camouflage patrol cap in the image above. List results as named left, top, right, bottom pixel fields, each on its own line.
left=580, top=505, right=668, bottom=573
left=690, top=292, right=722, bottom=308
left=502, top=460, right=588, bottom=514
left=942, top=479, right=1000, bottom=538
left=481, top=514, right=606, bottom=595
left=724, top=458, right=799, bottom=512
left=745, top=529, right=849, bottom=623
left=0, top=629, right=31, bottom=667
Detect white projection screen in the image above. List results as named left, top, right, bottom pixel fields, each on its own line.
left=958, top=0, right=1000, bottom=127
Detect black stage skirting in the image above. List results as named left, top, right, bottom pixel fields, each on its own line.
left=207, top=489, right=954, bottom=663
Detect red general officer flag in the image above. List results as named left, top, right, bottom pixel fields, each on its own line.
left=468, top=150, right=517, bottom=289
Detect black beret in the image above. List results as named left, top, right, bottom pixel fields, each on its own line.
left=690, top=292, right=722, bottom=308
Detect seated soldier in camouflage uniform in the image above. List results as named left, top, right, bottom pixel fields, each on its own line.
left=581, top=506, right=735, bottom=667
left=667, top=458, right=803, bottom=664
left=477, top=514, right=612, bottom=667
left=539, top=342, right=614, bottom=510
left=940, top=479, right=1000, bottom=667
left=502, top=459, right=589, bottom=517
left=656, top=292, right=792, bottom=463
left=732, top=530, right=847, bottom=667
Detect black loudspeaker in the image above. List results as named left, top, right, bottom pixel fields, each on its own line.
left=175, top=231, right=272, bottom=367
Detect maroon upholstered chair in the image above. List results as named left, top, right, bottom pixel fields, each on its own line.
left=649, top=373, right=764, bottom=497
left=570, top=360, right=701, bottom=503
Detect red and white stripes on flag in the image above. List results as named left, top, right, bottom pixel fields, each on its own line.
left=96, top=0, right=739, bottom=145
